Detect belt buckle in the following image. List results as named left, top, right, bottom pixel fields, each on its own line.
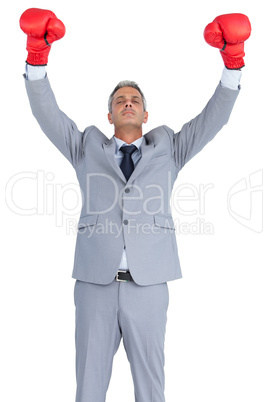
left=116, top=270, right=128, bottom=282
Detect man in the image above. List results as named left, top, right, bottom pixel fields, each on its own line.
left=20, top=8, right=251, bottom=402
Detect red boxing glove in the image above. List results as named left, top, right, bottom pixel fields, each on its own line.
left=204, top=13, right=251, bottom=69
left=19, top=8, right=66, bottom=66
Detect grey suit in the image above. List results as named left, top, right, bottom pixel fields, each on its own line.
left=25, top=76, right=239, bottom=285
left=24, top=75, right=239, bottom=401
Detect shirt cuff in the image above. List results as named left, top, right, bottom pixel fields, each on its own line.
left=220, top=67, right=242, bottom=90
left=25, top=64, right=46, bottom=81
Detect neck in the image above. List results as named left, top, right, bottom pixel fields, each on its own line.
left=114, top=126, right=142, bottom=144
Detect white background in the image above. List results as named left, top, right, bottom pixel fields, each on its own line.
left=1, top=0, right=267, bottom=401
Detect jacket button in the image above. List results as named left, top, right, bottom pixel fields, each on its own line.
left=125, top=188, right=130, bottom=193
left=123, top=220, right=128, bottom=225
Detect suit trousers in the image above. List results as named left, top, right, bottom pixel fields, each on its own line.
left=74, top=278, right=169, bottom=402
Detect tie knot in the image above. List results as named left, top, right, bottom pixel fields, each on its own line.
left=120, top=144, right=137, bottom=156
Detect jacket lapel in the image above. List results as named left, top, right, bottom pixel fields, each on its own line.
left=102, top=135, right=155, bottom=184
left=102, top=137, right=126, bottom=183
left=128, top=137, right=154, bottom=184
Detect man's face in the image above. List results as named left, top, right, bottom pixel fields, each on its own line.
left=108, top=87, right=148, bottom=130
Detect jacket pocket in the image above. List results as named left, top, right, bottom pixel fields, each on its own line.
left=148, top=154, right=169, bottom=165
left=153, top=215, right=175, bottom=230
left=78, top=214, right=99, bottom=230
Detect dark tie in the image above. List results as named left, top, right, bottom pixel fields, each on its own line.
left=120, top=144, right=137, bottom=180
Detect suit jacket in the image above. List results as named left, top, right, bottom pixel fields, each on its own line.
left=25, top=76, right=239, bottom=285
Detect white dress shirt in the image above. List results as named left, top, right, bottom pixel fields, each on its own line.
left=25, top=64, right=242, bottom=89
left=114, top=136, right=143, bottom=269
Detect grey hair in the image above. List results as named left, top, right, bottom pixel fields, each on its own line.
left=108, top=80, right=147, bottom=113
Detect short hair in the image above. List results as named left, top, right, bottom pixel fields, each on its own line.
left=108, top=80, right=147, bottom=113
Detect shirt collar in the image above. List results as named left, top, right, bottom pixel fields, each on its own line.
left=114, top=136, right=143, bottom=154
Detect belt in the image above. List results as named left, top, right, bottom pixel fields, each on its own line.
left=115, top=270, right=134, bottom=282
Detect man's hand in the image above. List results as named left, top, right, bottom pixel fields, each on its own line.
left=20, top=8, right=66, bottom=66
left=204, top=13, right=251, bottom=69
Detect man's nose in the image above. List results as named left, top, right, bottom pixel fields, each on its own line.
left=125, top=101, right=132, bottom=108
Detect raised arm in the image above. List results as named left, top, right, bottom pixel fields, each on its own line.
left=172, top=13, right=251, bottom=170
left=20, top=8, right=85, bottom=167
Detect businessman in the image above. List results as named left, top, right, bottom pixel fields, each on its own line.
left=20, top=8, right=251, bottom=402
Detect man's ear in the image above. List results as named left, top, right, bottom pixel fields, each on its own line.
left=143, top=111, right=149, bottom=124
left=107, top=113, right=113, bottom=125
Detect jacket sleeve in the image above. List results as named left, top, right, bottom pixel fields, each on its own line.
left=24, top=75, right=85, bottom=167
left=170, top=83, right=240, bottom=171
